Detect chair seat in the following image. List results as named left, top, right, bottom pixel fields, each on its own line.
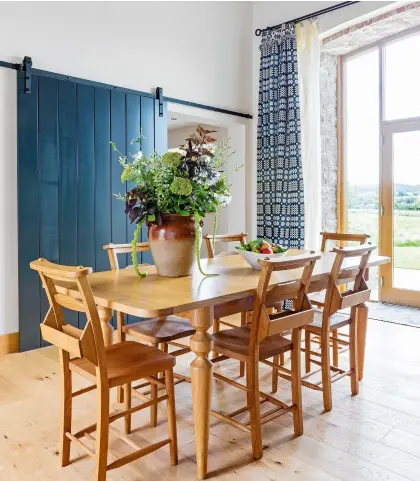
left=308, top=291, right=326, bottom=306
left=305, top=309, right=350, bottom=332
left=212, top=326, right=292, bottom=362
left=70, top=341, right=175, bottom=388
left=123, top=316, right=195, bottom=343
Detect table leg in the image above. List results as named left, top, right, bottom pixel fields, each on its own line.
left=356, top=303, right=368, bottom=381
left=190, top=306, right=213, bottom=480
left=98, top=306, right=113, bottom=347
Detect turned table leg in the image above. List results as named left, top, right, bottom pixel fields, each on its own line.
left=190, top=306, right=213, bottom=480
left=356, top=303, right=368, bottom=381
left=98, top=306, right=113, bottom=347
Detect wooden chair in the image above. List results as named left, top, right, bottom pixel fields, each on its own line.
left=103, top=242, right=195, bottom=415
left=210, top=253, right=320, bottom=460
left=203, top=233, right=248, bottom=376
left=30, top=258, right=178, bottom=481
left=302, top=244, right=375, bottom=411
left=309, top=232, right=371, bottom=367
left=203, top=232, right=247, bottom=258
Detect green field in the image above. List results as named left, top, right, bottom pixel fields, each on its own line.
left=348, top=209, right=420, bottom=270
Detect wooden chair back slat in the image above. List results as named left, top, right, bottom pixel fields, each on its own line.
left=30, top=258, right=106, bottom=369
left=323, top=244, right=375, bottom=318
left=246, top=253, right=321, bottom=347
left=103, top=242, right=150, bottom=270
left=54, top=293, right=86, bottom=313
left=320, top=232, right=370, bottom=252
left=203, top=233, right=247, bottom=258
left=267, top=297, right=314, bottom=336
left=40, top=323, right=82, bottom=358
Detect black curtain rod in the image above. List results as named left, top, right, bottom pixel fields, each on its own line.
left=255, top=1, right=359, bottom=36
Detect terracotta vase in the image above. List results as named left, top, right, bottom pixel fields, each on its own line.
left=148, top=214, right=199, bottom=277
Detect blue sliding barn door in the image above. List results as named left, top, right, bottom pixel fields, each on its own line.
left=17, top=71, right=167, bottom=351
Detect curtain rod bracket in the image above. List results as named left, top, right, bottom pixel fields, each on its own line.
left=23, top=56, right=32, bottom=95
left=156, top=87, right=164, bottom=117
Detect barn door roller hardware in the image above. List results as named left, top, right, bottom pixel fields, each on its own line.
left=23, top=56, right=32, bottom=94
left=156, top=87, right=164, bottom=117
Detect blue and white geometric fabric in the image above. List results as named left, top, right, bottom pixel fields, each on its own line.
left=257, top=23, right=305, bottom=249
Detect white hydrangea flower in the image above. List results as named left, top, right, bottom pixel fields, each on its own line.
left=214, top=193, right=232, bottom=206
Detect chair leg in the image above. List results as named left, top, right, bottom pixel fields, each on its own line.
left=280, top=352, right=285, bottom=366
left=304, top=330, right=311, bottom=373
left=59, top=351, right=72, bottom=467
left=94, top=382, right=109, bottom=481
left=349, top=309, right=359, bottom=396
left=240, top=312, right=247, bottom=377
left=321, top=331, right=333, bottom=412
left=158, top=343, right=168, bottom=393
left=212, top=318, right=220, bottom=359
left=150, top=380, right=158, bottom=427
left=247, top=360, right=263, bottom=460
left=271, top=355, right=279, bottom=393
left=117, top=311, right=126, bottom=404
left=332, top=329, right=339, bottom=367
left=291, top=328, right=303, bottom=436
left=150, top=342, right=159, bottom=427
left=165, top=369, right=178, bottom=466
left=124, top=383, right=132, bottom=435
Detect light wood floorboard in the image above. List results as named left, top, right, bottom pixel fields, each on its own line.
left=0, top=319, right=419, bottom=480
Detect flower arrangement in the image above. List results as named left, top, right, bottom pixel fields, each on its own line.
left=113, top=125, right=237, bottom=277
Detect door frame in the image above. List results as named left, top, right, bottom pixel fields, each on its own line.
left=381, top=118, right=420, bottom=306
left=339, top=26, right=420, bottom=306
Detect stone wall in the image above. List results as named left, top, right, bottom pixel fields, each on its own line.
left=320, top=52, right=338, bottom=232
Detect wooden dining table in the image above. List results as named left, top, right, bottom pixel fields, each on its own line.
left=59, top=249, right=389, bottom=480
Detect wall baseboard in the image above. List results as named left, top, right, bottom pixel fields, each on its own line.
left=0, top=332, right=19, bottom=355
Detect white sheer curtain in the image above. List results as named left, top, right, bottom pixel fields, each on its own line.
left=296, top=19, right=322, bottom=251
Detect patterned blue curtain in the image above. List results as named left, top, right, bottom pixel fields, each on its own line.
left=257, top=24, right=305, bottom=248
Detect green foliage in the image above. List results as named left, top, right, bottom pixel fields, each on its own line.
left=112, top=125, right=241, bottom=277
left=113, top=125, right=235, bottom=226
left=170, top=177, right=193, bottom=196
left=131, top=223, right=147, bottom=277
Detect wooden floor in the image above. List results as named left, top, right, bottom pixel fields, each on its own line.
left=1, top=318, right=420, bottom=480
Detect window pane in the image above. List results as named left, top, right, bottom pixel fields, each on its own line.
left=344, top=48, right=380, bottom=298
left=392, top=131, right=420, bottom=290
left=385, top=32, right=420, bottom=121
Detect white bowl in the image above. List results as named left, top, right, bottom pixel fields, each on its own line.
left=237, top=249, right=289, bottom=269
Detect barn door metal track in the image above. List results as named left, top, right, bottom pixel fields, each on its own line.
left=0, top=56, right=252, bottom=119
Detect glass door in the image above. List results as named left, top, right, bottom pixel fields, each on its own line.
left=381, top=120, right=420, bottom=307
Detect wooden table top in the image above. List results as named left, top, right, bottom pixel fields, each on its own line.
left=82, top=250, right=390, bottom=318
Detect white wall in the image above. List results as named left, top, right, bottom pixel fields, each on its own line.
left=0, top=1, right=253, bottom=112
left=0, top=1, right=253, bottom=336
left=0, top=68, right=18, bottom=336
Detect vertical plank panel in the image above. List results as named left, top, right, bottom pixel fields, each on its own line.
left=39, top=76, right=59, bottom=345
left=58, top=80, right=78, bottom=327
left=18, top=73, right=40, bottom=351
left=77, top=84, right=95, bottom=328
left=140, top=96, right=155, bottom=265
left=111, top=90, right=127, bottom=267
left=94, top=88, right=112, bottom=272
